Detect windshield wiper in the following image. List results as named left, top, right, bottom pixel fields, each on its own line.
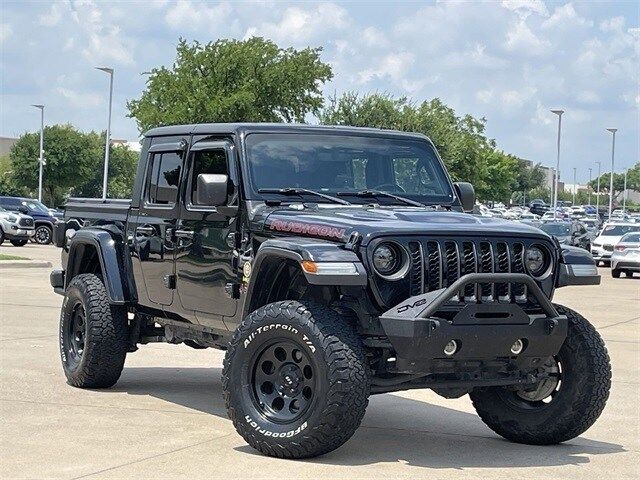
left=337, top=190, right=426, bottom=208
left=258, top=188, right=351, bottom=205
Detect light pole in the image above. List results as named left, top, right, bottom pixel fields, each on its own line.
left=96, top=67, right=114, bottom=200
left=572, top=167, right=577, bottom=205
left=551, top=109, right=564, bottom=220
left=606, top=128, right=617, bottom=218
left=595, top=161, right=601, bottom=217
left=31, top=104, right=45, bottom=202
left=623, top=169, right=628, bottom=213
left=588, top=167, right=592, bottom=205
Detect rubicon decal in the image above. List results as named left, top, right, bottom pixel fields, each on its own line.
left=268, top=219, right=345, bottom=239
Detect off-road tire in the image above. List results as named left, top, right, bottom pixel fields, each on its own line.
left=470, top=305, right=611, bottom=445
left=10, top=239, right=28, bottom=246
left=222, top=300, right=370, bottom=459
left=59, top=274, right=128, bottom=388
left=0, top=228, right=4, bottom=244
left=612, top=269, right=621, bottom=278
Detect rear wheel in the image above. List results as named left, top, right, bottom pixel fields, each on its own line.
left=34, top=224, right=52, bottom=244
left=624, top=271, right=634, bottom=278
left=612, top=269, right=621, bottom=278
left=10, top=239, right=28, bottom=247
left=470, top=305, right=610, bottom=445
left=223, top=301, right=369, bottom=458
left=59, top=274, right=128, bottom=388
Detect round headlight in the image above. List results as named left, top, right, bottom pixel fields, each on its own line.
left=373, top=243, right=400, bottom=276
left=525, top=246, right=547, bottom=277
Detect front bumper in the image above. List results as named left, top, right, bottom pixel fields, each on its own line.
left=379, top=273, right=568, bottom=373
left=3, top=225, right=35, bottom=239
left=591, top=245, right=613, bottom=261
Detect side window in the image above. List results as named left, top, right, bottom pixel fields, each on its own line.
left=148, top=152, right=182, bottom=205
left=190, top=150, right=228, bottom=204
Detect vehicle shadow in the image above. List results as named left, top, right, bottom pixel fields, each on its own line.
left=114, top=366, right=625, bottom=470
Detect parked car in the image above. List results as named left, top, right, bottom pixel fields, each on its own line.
left=539, top=221, right=591, bottom=250
left=49, top=123, right=608, bottom=459
left=611, top=232, right=640, bottom=278
left=0, top=197, right=61, bottom=244
left=529, top=199, right=549, bottom=216
left=591, top=222, right=640, bottom=266
left=0, top=206, right=35, bottom=246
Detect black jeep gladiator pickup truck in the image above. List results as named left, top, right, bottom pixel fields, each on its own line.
left=51, top=123, right=610, bottom=459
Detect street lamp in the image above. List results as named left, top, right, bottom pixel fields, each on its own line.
left=606, top=128, right=617, bottom=218
left=623, top=169, right=628, bottom=213
left=551, top=109, right=564, bottom=220
left=595, top=161, right=601, bottom=216
left=31, top=104, right=45, bottom=202
left=572, top=167, right=577, bottom=206
left=588, top=167, right=592, bottom=205
left=96, top=67, right=114, bottom=200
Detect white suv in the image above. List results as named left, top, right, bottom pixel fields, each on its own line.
left=591, top=222, right=640, bottom=265
left=0, top=206, right=36, bottom=246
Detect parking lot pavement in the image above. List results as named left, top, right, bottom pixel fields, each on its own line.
left=1, top=245, right=638, bottom=479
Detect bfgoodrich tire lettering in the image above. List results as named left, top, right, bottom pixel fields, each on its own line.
left=470, top=304, right=611, bottom=444
left=222, top=301, right=370, bottom=459
left=59, top=273, right=128, bottom=388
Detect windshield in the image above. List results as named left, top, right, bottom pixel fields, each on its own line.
left=601, top=225, right=638, bottom=236
left=540, top=223, right=571, bottom=236
left=244, top=133, right=454, bottom=205
left=21, top=200, right=49, bottom=213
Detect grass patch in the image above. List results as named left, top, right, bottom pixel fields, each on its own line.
left=0, top=253, right=30, bottom=261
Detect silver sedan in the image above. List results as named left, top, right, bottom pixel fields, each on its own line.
left=611, top=232, right=640, bottom=278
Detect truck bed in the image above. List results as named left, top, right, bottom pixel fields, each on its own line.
left=63, top=198, right=132, bottom=225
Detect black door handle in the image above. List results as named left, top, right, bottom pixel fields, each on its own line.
left=174, top=229, right=194, bottom=239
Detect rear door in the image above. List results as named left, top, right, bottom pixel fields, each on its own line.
left=174, top=140, right=239, bottom=322
left=130, top=142, right=185, bottom=306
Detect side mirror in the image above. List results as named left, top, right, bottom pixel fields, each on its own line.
left=454, top=182, right=475, bottom=213
left=195, top=174, right=229, bottom=206
left=18, top=206, right=29, bottom=214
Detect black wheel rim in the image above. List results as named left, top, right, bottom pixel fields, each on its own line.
left=499, top=356, right=562, bottom=411
left=35, top=226, right=50, bottom=244
left=249, top=340, right=316, bottom=423
left=66, top=302, right=86, bottom=366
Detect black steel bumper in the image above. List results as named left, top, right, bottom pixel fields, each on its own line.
left=50, top=269, right=65, bottom=295
left=379, top=273, right=568, bottom=373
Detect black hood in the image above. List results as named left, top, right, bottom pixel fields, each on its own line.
left=253, top=205, right=551, bottom=245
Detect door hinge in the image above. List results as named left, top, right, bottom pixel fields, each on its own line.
left=225, top=282, right=240, bottom=299
left=163, top=274, right=176, bottom=289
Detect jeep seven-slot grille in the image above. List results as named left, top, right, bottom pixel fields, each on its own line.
left=407, top=239, right=529, bottom=303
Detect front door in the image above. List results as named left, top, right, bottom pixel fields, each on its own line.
left=175, top=141, right=239, bottom=319
left=132, top=145, right=184, bottom=306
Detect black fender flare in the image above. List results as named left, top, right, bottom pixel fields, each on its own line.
left=65, top=227, right=136, bottom=304
left=241, top=237, right=367, bottom=318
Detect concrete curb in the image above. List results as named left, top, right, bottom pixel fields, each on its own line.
left=0, top=260, right=52, bottom=269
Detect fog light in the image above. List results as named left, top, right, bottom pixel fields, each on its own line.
left=444, top=340, right=458, bottom=356
left=510, top=339, right=524, bottom=355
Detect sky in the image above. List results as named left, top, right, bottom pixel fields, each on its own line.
left=1, top=0, right=638, bottom=184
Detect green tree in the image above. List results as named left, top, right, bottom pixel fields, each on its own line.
left=7, top=125, right=139, bottom=205
left=588, top=163, right=640, bottom=202
left=128, top=37, right=333, bottom=132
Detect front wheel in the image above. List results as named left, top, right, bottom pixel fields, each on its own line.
left=222, top=301, right=370, bottom=459
left=34, top=225, right=52, bottom=244
left=612, top=269, right=621, bottom=278
left=470, top=305, right=611, bottom=445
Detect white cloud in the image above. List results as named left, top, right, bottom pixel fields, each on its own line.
left=575, top=90, right=600, bottom=104
left=244, top=2, right=350, bottom=44
left=501, top=0, right=548, bottom=19
left=505, top=20, right=550, bottom=55
left=542, top=3, right=593, bottom=29
left=501, top=86, right=537, bottom=108
left=476, top=89, right=494, bottom=103
left=165, top=0, right=233, bottom=32
left=361, top=26, right=388, bottom=47
left=39, top=3, right=62, bottom=27
left=600, top=16, right=625, bottom=32
left=56, top=87, right=104, bottom=108
left=0, top=23, right=11, bottom=43
left=445, top=43, right=507, bottom=69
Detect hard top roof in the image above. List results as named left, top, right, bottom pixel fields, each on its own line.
left=144, top=122, right=429, bottom=141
